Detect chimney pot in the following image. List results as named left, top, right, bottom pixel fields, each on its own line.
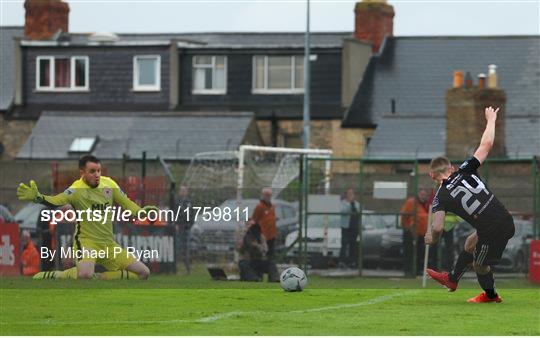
left=465, top=72, right=473, bottom=87
left=453, top=71, right=464, bottom=88
left=488, top=64, right=498, bottom=88
left=478, top=73, right=487, bottom=89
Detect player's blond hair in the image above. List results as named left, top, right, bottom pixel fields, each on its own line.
left=430, top=156, right=451, bottom=175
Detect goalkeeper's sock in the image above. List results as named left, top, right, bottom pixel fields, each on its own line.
left=98, top=270, right=138, bottom=280
left=33, top=270, right=59, bottom=279
left=449, top=251, right=473, bottom=283
left=477, top=270, right=497, bottom=299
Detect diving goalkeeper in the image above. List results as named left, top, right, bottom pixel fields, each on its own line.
left=17, top=155, right=158, bottom=280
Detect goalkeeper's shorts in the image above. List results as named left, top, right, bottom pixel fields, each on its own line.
left=73, top=238, right=136, bottom=270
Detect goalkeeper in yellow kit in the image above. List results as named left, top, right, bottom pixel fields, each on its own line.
left=17, top=155, right=158, bottom=280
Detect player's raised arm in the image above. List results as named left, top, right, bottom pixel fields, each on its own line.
left=473, top=106, right=499, bottom=164
left=17, top=180, right=71, bottom=207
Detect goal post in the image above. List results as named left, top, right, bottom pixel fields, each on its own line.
left=180, top=145, right=332, bottom=266
left=236, top=145, right=333, bottom=203
left=236, top=145, right=333, bottom=267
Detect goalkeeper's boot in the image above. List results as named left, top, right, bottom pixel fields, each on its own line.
left=467, top=291, right=502, bottom=303
left=426, top=268, right=457, bottom=292
left=33, top=271, right=58, bottom=280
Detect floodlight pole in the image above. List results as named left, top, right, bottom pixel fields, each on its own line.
left=303, top=0, right=311, bottom=149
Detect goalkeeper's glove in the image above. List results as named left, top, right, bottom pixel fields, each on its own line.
left=17, top=180, right=44, bottom=203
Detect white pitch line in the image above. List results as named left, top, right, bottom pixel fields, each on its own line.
left=290, top=290, right=419, bottom=314
left=1, top=290, right=418, bottom=326
left=195, top=310, right=244, bottom=323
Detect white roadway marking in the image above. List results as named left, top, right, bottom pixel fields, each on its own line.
left=2, top=290, right=418, bottom=326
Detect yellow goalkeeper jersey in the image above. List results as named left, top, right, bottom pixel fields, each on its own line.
left=41, top=176, right=141, bottom=243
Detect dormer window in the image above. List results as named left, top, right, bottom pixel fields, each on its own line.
left=192, top=56, right=227, bottom=94
left=133, top=55, right=161, bottom=91
left=252, top=55, right=304, bottom=94
left=36, top=56, right=89, bottom=91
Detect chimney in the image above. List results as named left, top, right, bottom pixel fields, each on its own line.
left=24, top=0, right=69, bottom=40
left=354, top=0, right=394, bottom=53
left=446, top=70, right=506, bottom=159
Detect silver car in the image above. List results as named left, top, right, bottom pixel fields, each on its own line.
left=453, top=217, right=533, bottom=272
left=191, top=198, right=298, bottom=259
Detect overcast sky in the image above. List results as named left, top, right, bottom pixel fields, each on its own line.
left=1, top=0, right=539, bottom=36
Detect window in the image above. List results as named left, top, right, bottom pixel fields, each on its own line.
left=133, top=55, right=161, bottom=91
left=69, top=137, right=98, bottom=153
left=36, top=56, right=89, bottom=91
left=192, top=56, right=227, bottom=94
left=252, top=55, right=304, bottom=94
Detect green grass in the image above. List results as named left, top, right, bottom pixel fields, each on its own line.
left=1, top=267, right=539, bottom=335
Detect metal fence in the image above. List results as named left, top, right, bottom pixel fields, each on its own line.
left=2, top=156, right=538, bottom=278
left=301, top=156, right=540, bottom=276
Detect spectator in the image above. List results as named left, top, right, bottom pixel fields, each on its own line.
left=238, top=223, right=279, bottom=282
left=339, top=188, right=361, bottom=268
left=0, top=204, right=14, bottom=223
left=250, top=187, right=277, bottom=259
left=400, top=188, right=437, bottom=275
left=174, top=185, right=194, bottom=273
left=21, top=230, right=40, bottom=276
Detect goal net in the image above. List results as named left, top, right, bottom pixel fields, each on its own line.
left=181, top=145, right=332, bottom=266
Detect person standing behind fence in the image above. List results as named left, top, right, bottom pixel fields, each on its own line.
left=339, top=188, right=361, bottom=269
left=251, top=187, right=277, bottom=259
left=400, top=188, right=437, bottom=274
left=21, top=230, right=40, bottom=276
left=174, top=185, right=194, bottom=273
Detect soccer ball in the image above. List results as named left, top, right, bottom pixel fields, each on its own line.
left=280, top=267, right=307, bottom=292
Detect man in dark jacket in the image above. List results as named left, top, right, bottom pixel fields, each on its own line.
left=238, top=222, right=279, bottom=282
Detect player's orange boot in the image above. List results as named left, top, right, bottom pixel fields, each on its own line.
left=426, top=269, right=458, bottom=292
left=467, top=292, right=502, bottom=303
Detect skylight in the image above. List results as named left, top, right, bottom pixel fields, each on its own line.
left=69, top=137, right=97, bottom=153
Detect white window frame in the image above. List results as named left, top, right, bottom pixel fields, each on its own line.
left=35, top=56, right=90, bottom=92
left=192, top=55, right=227, bottom=95
left=133, top=55, right=161, bottom=91
left=252, top=55, right=304, bottom=94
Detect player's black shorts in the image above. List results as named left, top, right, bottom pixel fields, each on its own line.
left=474, top=225, right=515, bottom=266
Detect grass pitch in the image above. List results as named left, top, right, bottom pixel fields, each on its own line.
left=1, top=267, right=539, bottom=335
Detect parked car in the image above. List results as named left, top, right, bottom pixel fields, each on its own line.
left=453, top=218, right=534, bottom=272
left=285, top=212, right=402, bottom=268
left=191, top=198, right=298, bottom=258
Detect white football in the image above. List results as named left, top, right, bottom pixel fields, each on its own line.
left=280, top=267, right=307, bottom=292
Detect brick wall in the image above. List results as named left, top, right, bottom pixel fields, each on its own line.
left=354, top=1, right=394, bottom=53
left=446, top=87, right=506, bottom=158
left=0, top=115, right=35, bottom=160
left=256, top=119, right=374, bottom=173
